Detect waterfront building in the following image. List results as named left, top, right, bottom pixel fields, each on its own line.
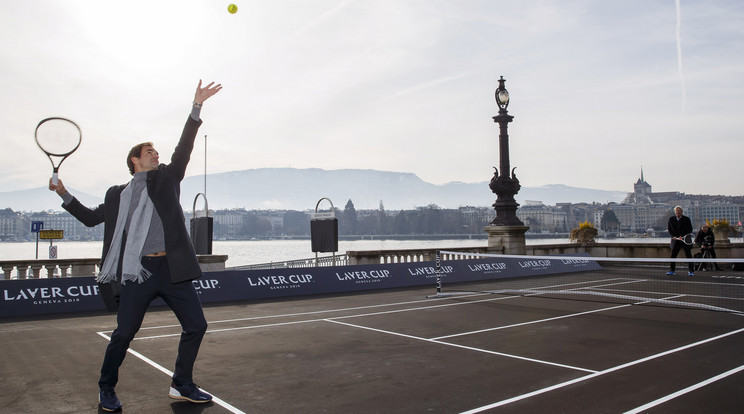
left=693, top=203, right=740, bottom=228
left=0, top=208, right=24, bottom=241
left=209, top=209, right=252, bottom=239
left=459, top=206, right=493, bottom=232
left=516, top=201, right=568, bottom=233
left=26, top=211, right=103, bottom=241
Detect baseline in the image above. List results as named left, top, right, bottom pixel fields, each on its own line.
left=457, top=327, right=744, bottom=413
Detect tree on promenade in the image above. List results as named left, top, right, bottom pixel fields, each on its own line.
left=601, top=209, right=620, bottom=231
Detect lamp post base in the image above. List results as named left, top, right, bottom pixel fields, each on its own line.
left=484, top=225, right=529, bottom=255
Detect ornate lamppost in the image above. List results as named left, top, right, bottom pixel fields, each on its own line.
left=489, top=76, right=523, bottom=226
left=485, top=76, right=528, bottom=254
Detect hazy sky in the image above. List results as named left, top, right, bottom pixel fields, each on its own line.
left=1, top=0, right=742, bottom=201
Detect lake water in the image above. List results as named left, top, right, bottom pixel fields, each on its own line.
left=1, top=239, right=487, bottom=267
left=5, top=237, right=739, bottom=268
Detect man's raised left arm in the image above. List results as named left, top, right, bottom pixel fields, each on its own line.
left=170, top=80, right=223, bottom=179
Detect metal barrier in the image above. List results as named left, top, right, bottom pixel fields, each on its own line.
left=228, top=254, right=348, bottom=271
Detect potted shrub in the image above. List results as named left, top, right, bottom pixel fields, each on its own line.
left=569, top=220, right=598, bottom=245
left=708, top=219, right=735, bottom=243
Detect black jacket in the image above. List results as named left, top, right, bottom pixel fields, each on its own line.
left=695, top=229, right=715, bottom=247
left=667, top=214, right=693, bottom=238
left=63, top=116, right=204, bottom=284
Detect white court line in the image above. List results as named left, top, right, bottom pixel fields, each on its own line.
left=623, top=364, right=744, bottom=414
left=129, top=295, right=456, bottom=331
left=100, top=294, right=479, bottom=335
left=96, top=332, right=245, bottom=414
left=127, top=295, right=520, bottom=340
left=94, top=285, right=741, bottom=413
left=127, top=278, right=659, bottom=341
left=119, top=277, right=629, bottom=335
left=431, top=303, right=633, bottom=340
left=131, top=319, right=324, bottom=340
left=431, top=292, right=691, bottom=342
left=324, top=318, right=598, bottom=374
left=458, top=327, right=744, bottom=413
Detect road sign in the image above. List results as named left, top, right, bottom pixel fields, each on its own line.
left=39, top=229, right=63, bottom=240
left=31, top=221, right=44, bottom=233
left=49, top=245, right=58, bottom=259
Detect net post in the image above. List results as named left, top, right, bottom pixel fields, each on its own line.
left=435, top=250, right=442, bottom=294
left=426, top=250, right=444, bottom=298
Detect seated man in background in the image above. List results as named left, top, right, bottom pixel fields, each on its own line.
left=695, top=224, right=721, bottom=271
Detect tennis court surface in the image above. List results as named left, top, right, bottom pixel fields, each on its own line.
left=1, top=266, right=743, bottom=413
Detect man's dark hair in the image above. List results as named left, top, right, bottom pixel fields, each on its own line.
left=127, top=142, right=154, bottom=175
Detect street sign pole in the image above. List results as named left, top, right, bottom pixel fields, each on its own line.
left=38, top=229, right=64, bottom=260
left=31, top=221, right=44, bottom=260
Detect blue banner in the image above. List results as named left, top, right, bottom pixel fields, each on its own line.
left=1, top=255, right=599, bottom=318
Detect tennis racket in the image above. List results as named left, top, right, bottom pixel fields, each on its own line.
left=677, top=233, right=695, bottom=245
left=35, top=117, right=82, bottom=185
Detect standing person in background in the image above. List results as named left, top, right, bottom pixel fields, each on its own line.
left=48, top=80, right=222, bottom=412
left=666, top=205, right=694, bottom=276
left=695, top=224, right=721, bottom=271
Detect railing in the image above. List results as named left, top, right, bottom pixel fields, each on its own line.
left=346, top=247, right=487, bottom=265
left=228, top=254, right=348, bottom=271
left=1, top=258, right=99, bottom=280
left=3, top=242, right=742, bottom=278
left=345, top=242, right=744, bottom=265
left=0, top=255, right=228, bottom=280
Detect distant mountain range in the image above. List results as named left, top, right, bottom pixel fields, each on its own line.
left=1, top=168, right=628, bottom=212
left=0, top=187, right=104, bottom=213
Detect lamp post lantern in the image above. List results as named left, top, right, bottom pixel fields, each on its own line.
left=489, top=76, right=524, bottom=226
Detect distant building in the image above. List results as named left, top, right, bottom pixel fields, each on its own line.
left=27, top=211, right=103, bottom=241
left=459, top=206, right=492, bottom=232
left=612, top=169, right=739, bottom=231
left=516, top=201, right=568, bottom=233
left=0, top=208, right=23, bottom=241
left=633, top=168, right=652, bottom=198
left=693, top=203, right=740, bottom=229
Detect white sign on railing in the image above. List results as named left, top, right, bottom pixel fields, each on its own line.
left=311, top=211, right=335, bottom=220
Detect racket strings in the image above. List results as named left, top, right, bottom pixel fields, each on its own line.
left=35, top=118, right=82, bottom=156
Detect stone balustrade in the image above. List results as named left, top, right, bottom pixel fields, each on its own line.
left=347, top=242, right=744, bottom=265
left=1, top=258, right=99, bottom=280
left=527, top=241, right=744, bottom=259
left=0, top=255, right=228, bottom=280
left=346, top=246, right=503, bottom=265
left=2, top=243, right=741, bottom=279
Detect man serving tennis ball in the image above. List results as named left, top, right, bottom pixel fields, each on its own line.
left=49, top=80, right=222, bottom=412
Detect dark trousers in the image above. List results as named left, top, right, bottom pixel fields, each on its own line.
left=670, top=240, right=694, bottom=272
left=98, top=256, right=207, bottom=391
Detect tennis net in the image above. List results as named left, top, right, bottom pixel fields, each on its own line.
left=429, top=251, right=744, bottom=314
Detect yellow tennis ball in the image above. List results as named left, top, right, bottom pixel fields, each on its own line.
left=228, top=4, right=238, bottom=14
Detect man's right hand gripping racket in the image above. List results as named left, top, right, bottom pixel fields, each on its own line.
left=680, top=233, right=696, bottom=245
left=35, top=117, right=82, bottom=185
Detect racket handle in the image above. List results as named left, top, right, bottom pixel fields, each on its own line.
left=52, top=173, right=58, bottom=186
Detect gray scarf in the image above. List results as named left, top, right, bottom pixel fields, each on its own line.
left=97, top=179, right=155, bottom=285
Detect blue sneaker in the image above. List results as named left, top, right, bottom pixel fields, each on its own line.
left=169, top=382, right=212, bottom=403
left=98, top=389, right=122, bottom=412
left=665, top=271, right=675, bottom=276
